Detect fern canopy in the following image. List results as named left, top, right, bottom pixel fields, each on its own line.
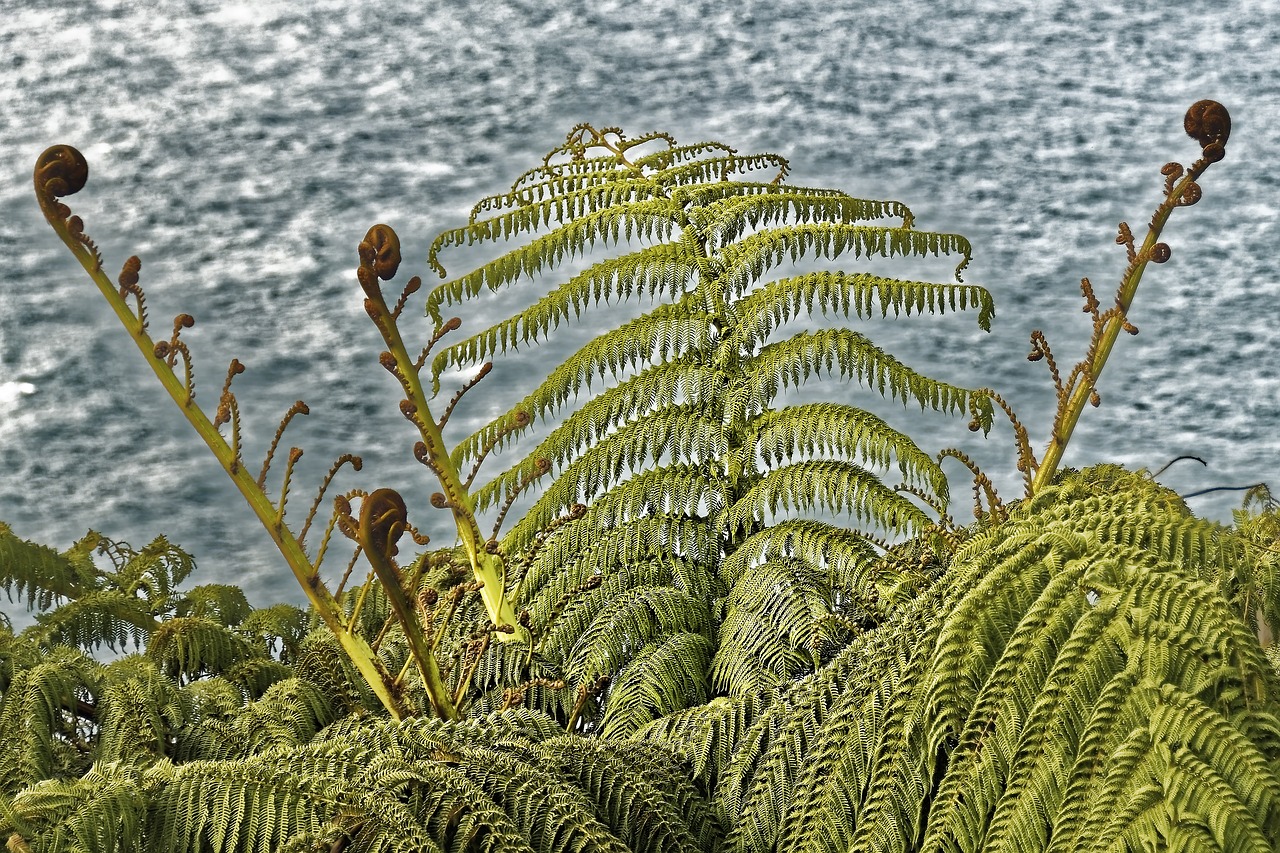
left=11, top=119, right=1276, bottom=853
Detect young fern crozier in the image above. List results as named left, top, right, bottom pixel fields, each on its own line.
left=961, top=100, right=1231, bottom=507
left=33, top=147, right=472, bottom=721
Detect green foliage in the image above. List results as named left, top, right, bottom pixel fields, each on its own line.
left=10, top=102, right=1275, bottom=852
left=414, top=124, right=995, bottom=732
left=703, top=468, right=1280, bottom=853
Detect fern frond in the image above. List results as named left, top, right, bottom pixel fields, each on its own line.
left=599, top=632, right=714, bottom=738
left=0, top=646, right=100, bottom=795
left=0, top=523, right=100, bottom=611
left=697, top=190, right=914, bottom=249
left=742, top=327, right=977, bottom=417
left=426, top=199, right=680, bottom=324
left=22, top=588, right=158, bottom=653
left=145, top=616, right=259, bottom=682
left=747, top=403, right=947, bottom=496
left=715, top=223, right=973, bottom=296
left=737, top=270, right=995, bottom=344
left=566, top=586, right=710, bottom=688
left=505, top=463, right=725, bottom=560
left=464, top=360, right=725, bottom=507
left=484, top=404, right=725, bottom=535
left=718, top=518, right=881, bottom=590
left=722, top=460, right=933, bottom=538
left=433, top=243, right=699, bottom=373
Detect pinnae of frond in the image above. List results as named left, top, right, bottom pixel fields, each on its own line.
left=491, top=458, right=552, bottom=542
left=258, top=400, right=310, bottom=489
left=274, top=447, right=304, bottom=527
left=299, top=453, right=363, bottom=544
left=463, top=410, right=533, bottom=490
left=938, top=447, right=1006, bottom=523
left=968, top=388, right=1037, bottom=495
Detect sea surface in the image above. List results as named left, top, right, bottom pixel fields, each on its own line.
left=1, top=0, right=1277, bottom=619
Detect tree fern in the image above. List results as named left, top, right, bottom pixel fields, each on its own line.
left=714, top=467, right=1280, bottom=853
left=419, top=124, right=994, bottom=728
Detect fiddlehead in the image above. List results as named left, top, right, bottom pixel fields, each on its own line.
left=33, top=147, right=414, bottom=720
left=1027, top=101, right=1230, bottom=494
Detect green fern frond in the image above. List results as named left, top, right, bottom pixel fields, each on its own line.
left=426, top=199, right=681, bottom=325
left=722, top=459, right=933, bottom=538
left=95, top=656, right=185, bottom=765
left=0, top=523, right=101, bottom=611
left=23, top=588, right=158, bottom=653
left=464, top=360, right=725, bottom=507
left=718, top=518, right=881, bottom=590
left=484, top=404, right=724, bottom=533
left=175, top=583, right=252, bottom=627
left=694, top=190, right=914, bottom=249
left=566, top=585, right=710, bottom=688
left=145, top=616, right=258, bottom=682
left=737, top=270, right=995, bottom=342
left=0, top=646, right=100, bottom=795
left=742, top=327, right=977, bottom=417
left=505, top=463, right=725, bottom=559
left=434, top=244, right=698, bottom=371
left=538, top=736, right=725, bottom=852
left=437, top=298, right=714, bottom=402
left=714, top=223, right=973, bottom=295
left=600, top=632, right=714, bottom=738
left=747, top=403, right=946, bottom=495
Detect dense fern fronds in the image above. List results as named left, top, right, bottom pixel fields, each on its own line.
left=420, top=125, right=995, bottom=729
left=716, top=466, right=1280, bottom=853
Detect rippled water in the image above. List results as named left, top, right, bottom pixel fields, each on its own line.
left=1, top=0, right=1277, bottom=616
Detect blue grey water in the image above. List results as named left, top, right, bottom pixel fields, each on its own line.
left=1, top=0, right=1277, bottom=619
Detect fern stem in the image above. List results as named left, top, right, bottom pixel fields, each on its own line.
left=35, top=148, right=411, bottom=721
left=359, top=229, right=528, bottom=644
left=1031, top=106, right=1227, bottom=494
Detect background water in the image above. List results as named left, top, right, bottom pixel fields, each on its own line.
left=1, top=0, right=1277, bottom=619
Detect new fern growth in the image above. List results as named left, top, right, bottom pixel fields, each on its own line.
left=962, top=99, right=1231, bottom=505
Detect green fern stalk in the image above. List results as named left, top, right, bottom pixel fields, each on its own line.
left=32, top=147, right=413, bottom=720
left=1030, top=101, right=1230, bottom=493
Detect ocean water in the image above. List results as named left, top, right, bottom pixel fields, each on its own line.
left=1, top=0, right=1277, bottom=617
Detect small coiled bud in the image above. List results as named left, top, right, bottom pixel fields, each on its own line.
left=1176, top=181, right=1203, bottom=207
left=413, top=441, right=432, bottom=467
left=35, top=145, right=89, bottom=199
left=119, top=256, right=141, bottom=287
left=430, top=492, right=449, bottom=508
left=1184, top=100, right=1230, bottom=150
left=361, top=224, right=401, bottom=281
left=1149, top=243, right=1172, bottom=264
left=399, top=399, right=418, bottom=419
